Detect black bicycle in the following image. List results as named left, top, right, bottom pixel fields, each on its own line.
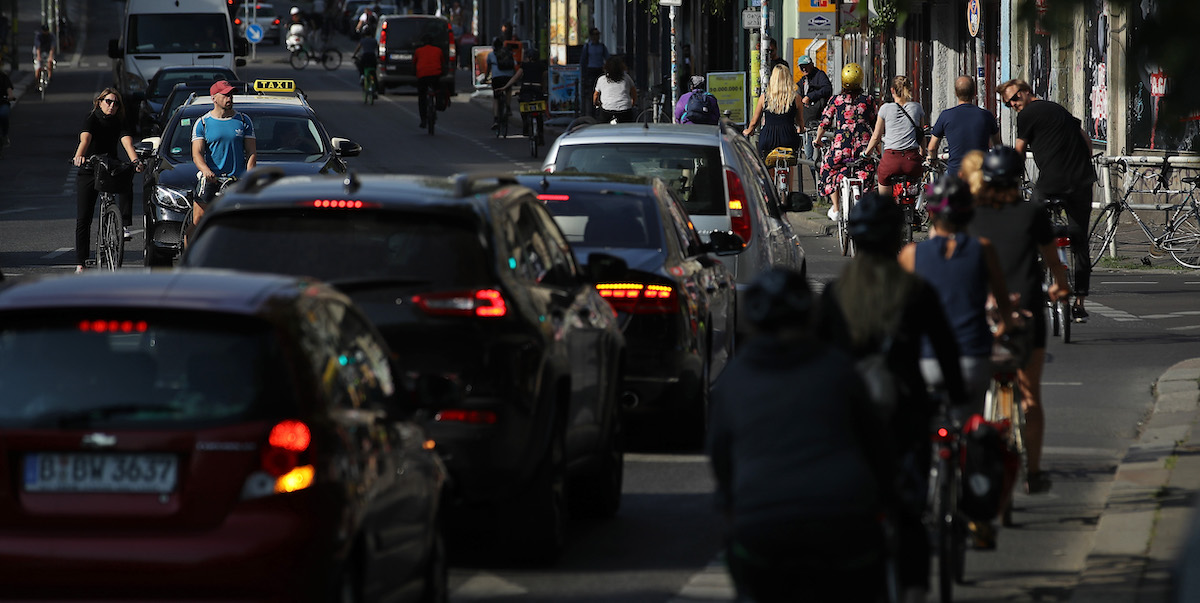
left=927, top=396, right=967, bottom=603
left=1044, top=197, right=1076, bottom=343
left=519, top=84, right=548, bottom=157
left=85, top=156, right=141, bottom=271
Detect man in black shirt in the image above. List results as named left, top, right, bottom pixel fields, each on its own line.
left=1000, top=78, right=1097, bottom=322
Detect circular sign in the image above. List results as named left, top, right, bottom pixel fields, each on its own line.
left=967, top=0, right=981, bottom=37
left=246, top=24, right=264, bottom=44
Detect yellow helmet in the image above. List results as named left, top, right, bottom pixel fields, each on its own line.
left=841, top=63, right=863, bottom=88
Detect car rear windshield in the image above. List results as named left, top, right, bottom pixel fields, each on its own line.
left=383, top=18, right=448, bottom=50
left=129, top=14, right=232, bottom=54
left=540, top=191, right=663, bottom=249
left=553, top=143, right=725, bottom=216
left=0, top=314, right=287, bottom=429
left=185, top=211, right=491, bottom=286
left=240, top=4, right=277, bottom=17
left=167, top=113, right=325, bottom=160
left=150, top=70, right=230, bottom=99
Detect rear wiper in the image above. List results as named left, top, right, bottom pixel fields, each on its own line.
left=36, top=404, right=180, bottom=428
left=325, top=277, right=431, bottom=291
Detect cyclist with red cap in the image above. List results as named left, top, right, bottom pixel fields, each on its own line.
left=191, top=80, right=256, bottom=228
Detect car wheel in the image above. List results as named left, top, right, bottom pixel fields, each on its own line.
left=419, top=529, right=448, bottom=603
left=143, top=216, right=171, bottom=267
left=569, top=374, right=624, bottom=519
left=505, top=408, right=567, bottom=564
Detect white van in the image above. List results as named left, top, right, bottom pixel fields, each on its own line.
left=108, top=0, right=249, bottom=99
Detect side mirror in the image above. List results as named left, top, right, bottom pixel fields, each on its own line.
left=331, top=137, right=362, bottom=157
left=785, top=191, right=814, bottom=213
left=584, top=252, right=628, bottom=283
left=133, top=140, right=156, bottom=159
left=704, top=230, right=746, bottom=256
left=107, top=39, right=120, bottom=59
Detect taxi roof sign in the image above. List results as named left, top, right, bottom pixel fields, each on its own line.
left=253, top=79, right=297, bottom=93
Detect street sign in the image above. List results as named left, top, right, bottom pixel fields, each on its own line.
left=798, top=13, right=834, bottom=37
left=967, top=0, right=981, bottom=37
left=742, top=9, right=775, bottom=29
left=246, top=24, right=264, bottom=44
left=660, top=0, right=681, bottom=6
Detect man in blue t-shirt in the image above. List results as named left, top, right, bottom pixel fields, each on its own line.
left=191, top=80, right=256, bottom=226
left=927, top=76, right=1001, bottom=175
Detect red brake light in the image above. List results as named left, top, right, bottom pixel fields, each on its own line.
left=725, top=169, right=752, bottom=245
left=79, top=320, right=148, bottom=333
left=234, top=17, right=242, bottom=25
left=1056, top=236, right=1071, bottom=248
left=447, top=23, right=456, bottom=60
left=303, top=199, right=378, bottom=209
left=413, top=289, right=509, bottom=318
left=596, top=283, right=676, bottom=314
left=435, top=409, right=498, bottom=424
left=272, top=18, right=280, bottom=25
left=537, top=194, right=570, bottom=201
left=269, top=420, right=311, bottom=451
left=378, top=21, right=387, bottom=55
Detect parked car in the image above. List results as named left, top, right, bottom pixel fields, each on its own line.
left=179, top=172, right=628, bottom=562
left=514, top=173, right=743, bottom=437
left=234, top=2, right=283, bottom=44
left=0, top=270, right=447, bottom=601
left=135, top=79, right=361, bottom=267
left=375, top=14, right=456, bottom=95
left=135, top=65, right=237, bottom=136
left=542, top=121, right=811, bottom=339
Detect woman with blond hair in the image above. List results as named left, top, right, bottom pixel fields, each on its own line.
left=864, top=75, right=926, bottom=197
left=743, top=63, right=803, bottom=160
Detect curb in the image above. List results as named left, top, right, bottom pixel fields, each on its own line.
left=1069, top=358, right=1200, bottom=603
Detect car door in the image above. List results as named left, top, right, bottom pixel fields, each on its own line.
left=733, top=136, right=803, bottom=269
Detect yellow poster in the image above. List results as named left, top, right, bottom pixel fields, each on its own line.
left=707, top=72, right=747, bottom=125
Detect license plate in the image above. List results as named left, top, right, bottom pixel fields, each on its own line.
left=520, top=100, right=547, bottom=113
left=392, top=53, right=412, bottom=61
left=23, top=453, right=179, bottom=493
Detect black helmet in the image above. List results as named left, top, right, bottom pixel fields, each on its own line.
left=924, top=173, right=974, bottom=223
left=744, top=268, right=813, bottom=330
left=847, top=191, right=903, bottom=251
left=981, top=145, right=1024, bottom=188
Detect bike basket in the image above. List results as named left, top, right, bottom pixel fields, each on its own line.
left=764, top=147, right=798, bottom=167
left=92, top=157, right=134, bottom=194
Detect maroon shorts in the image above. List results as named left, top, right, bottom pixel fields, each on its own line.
left=877, top=148, right=923, bottom=186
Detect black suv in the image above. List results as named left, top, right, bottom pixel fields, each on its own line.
left=180, top=171, right=627, bottom=562
left=374, top=15, right=456, bottom=94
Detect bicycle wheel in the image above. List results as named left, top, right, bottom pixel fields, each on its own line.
left=901, top=204, right=915, bottom=244
left=935, top=456, right=959, bottom=603
left=1087, top=204, right=1119, bottom=268
left=1165, top=208, right=1200, bottom=269
left=289, top=49, right=309, bottom=70
left=322, top=48, right=342, bottom=70
left=529, top=116, right=540, bottom=157
left=99, top=201, right=124, bottom=270
left=847, top=183, right=861, bottom=258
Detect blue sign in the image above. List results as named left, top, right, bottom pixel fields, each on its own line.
left=246, top=24, right=264, bottom=44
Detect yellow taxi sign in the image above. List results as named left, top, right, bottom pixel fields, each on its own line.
left=253, top=79, right=297, bottom=93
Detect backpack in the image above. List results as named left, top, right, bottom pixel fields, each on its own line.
left=854, top=335, right=900, bottom=422
left=683, top=91, right=718, bottom=124
left=959, top=415, right=1019, bottom=522
left=494, top=46, right=515, bottom=71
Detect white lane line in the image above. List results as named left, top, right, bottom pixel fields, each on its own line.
left=41, top=248, right=72, bottom=259
left=1100, top=281, right=1157, bottom=285
left=1089, top=302, right=1141, bottom=322
left=0, top=207, right=39, bottom=215
left=625, top=453, right=709, bottom=463
left=1044, top=445, right=1124, bottom=458
left=669, top=557, right=734, bottom=603
left=1167, top=325, right=1200, bottom=331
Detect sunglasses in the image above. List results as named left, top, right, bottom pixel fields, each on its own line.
left=1003, top=91, right=1021, bottom=108
left=101, top=98, right=120, bottom=106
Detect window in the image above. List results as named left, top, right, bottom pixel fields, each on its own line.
left=555, top=143, right=726, bottom=215
left=539, top=191, right=662, bottom=251
left=129, top=14, right=232, bottom=54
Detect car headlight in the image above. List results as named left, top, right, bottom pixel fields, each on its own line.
left=154, top=185, right=191, bottom=212
left=125, top=73, right=148, bottom=97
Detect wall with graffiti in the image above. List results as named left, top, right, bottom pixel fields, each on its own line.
left=1128, top=1, right=1199, bottom=151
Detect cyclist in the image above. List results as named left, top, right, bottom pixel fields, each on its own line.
left=0, top=69, right=13, bottom=150
left=579, top=27, right=609, bottom=118
left=1000, top=77, right=1096, bottom=322
left=414, top=34, right=445, bottom=130
left=742, top=64, right=801, bottom=161
left=708, top=268, right=891, bottom=603
left=70, top=89, right=141, bottom=273
left=927, top=76, right=1001, bottom=176
left=352, top=31, right=378, bottom=91
left=864, top=75, right=926, bottom=198
left=592, top=56, right=637, bottom=123
left=674, top=75, right=719, bottom=124
left=817, top=191, right=967, bottom=603
left=963, top=145, right=1070, bottom=496
left=812, top=63, right=876, bottom=223
left=191, top=80, right=256, bottom=228
left=33, top=24, right=56, bottom=86
left=486, top=40, right=517, bottom=130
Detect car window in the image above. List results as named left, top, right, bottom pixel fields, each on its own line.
left=732, top=136, right=784, bottom=220
left=151, top=71, right=230, bottom=99
left=0, top=313, right=288, bottom=428
left=382, top=18, right=446, bottom=51
left=239, top=4, right=277, bottom=18
left=530, top=202, right=581, bottom=281
left=501, top=203, right=552, bottom=284
left=538, top=190, right=662, bottom=251
left=129, top=14, right=232, bottom=54
left=256, top=117, right=324, bottom=158
left=553, top=143, right=725, bottom=216
left=660, top=187, right=703, bottom=256
left=185, top=212, right=491, bottom=287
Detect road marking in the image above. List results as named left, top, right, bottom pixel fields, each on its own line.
left=1044, top=445, right=1124, bottom=458
left=452, top=572, right=528, bottom=598
left=625, top=453, right=709, bottom=463
left=670, top=557, right=734, bottom=603
left=1088, top=301, right=1141, bottom=322
left=1100, top=281, right=1157, bottom=285
left=42, top=248, right=71, bottom=259
left=0, top=207, right=39, bottom=215
left=1167, top=325, right=1200, bottom=331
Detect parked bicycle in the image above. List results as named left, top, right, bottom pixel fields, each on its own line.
left=290, top=44, right=342, bottom=71
left=635, top=77, right=672, bottom=124
left=83, top=155, right=141, bottom=271
left=1089, top=157, right=1200, bottom=269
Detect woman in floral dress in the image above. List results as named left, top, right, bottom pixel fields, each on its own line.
left=813, top=63, right=877, bottom=222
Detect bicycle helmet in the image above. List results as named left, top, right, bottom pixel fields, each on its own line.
left=841, top=63, right=863, bottom=88
left=981, top=145, right=1024, bottom=188
left=924, top=173, right=974, bottom=223
left=744, top=268, right=813, bottom=331
left=290, top=6, right=301, bottom=15
left=847, top=191, right=904, bottom=252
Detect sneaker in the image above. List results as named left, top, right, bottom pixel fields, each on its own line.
left=490, top=121, right=499, bottom=131
left=123, top=227, right=133, bottom=241
left=826, top=207, right=840, bottom=222
left=1026, top=471, right=1052, bottom=494
left=1073, top=306, right=1089, bottom=323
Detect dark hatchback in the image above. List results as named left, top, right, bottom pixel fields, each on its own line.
left=136, top=89, right=361, bottom=267
left=135, top=65, right=237, bottom=136
left=0, top=270, right=446, bottom=601
left=515, top=174, right=742, bottom=436
left=180, top=172, right=627, bottom=562
left=375, top=15, right=456, bottom=94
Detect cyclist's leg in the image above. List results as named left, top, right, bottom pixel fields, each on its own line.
left=1017, top=311, right=1050, bottom=493
left=1064, top=190, right=1093, bottom=310
left=417, top=77, right=430, bottom=126
left=75, top=171, right=97, bottom=270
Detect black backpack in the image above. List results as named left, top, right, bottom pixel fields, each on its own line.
left=683, top=91, right=718, bottom=124
left=494, top=46, right=515, bottom=71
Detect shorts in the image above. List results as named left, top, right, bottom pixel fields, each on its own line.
left=877, top=148, right=923, bottom=186
left=491, top=76, right=511, bottom=91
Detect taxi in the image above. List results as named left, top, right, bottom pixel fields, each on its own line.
left=135, top=79, right=363, bottom=267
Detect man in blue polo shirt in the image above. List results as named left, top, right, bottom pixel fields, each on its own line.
left=927, top=76, right=1001, bottom=175
left=191, top=80, right=256, bottom=227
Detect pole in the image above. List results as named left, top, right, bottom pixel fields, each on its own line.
left=670, top=4, right=677, bottom=122
left=759, top=0, right=768, bottom=96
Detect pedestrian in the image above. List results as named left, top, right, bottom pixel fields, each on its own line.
left=0, top=69, right=13, bottom=151
left=190, top=80, right=256, bottom=230
left=70, top=88, right=142, bottom=273
left=927, top=76, right=1002, bottom=176
left=999, top=77, right=1096, bottom=322
left=579, top=27, right=609, bottom=118
left=812, top=63, right=876, bottom=222
left=817, top=191, right=968, bottom=603
left=674, top=75, right=720, bottom=124
left=743, top=63, right=802, bottom=159
left=963, top=145, right=1071, bottom=497
left=592, top=56, right=637, bottom=123
left=765, top=37, right=787, bottom=69
left=708, top=267, right=891, bottom=603
left=796, top=55, right=832, bottom=128
left=864, top=75, right=927, bottom=197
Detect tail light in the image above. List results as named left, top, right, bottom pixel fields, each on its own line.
left=378, top=21, right=387, bottom=61
left=447, top=23, right=456, bottom=62
left=1056, top=236, right=1071, bottom=248
left=596, top=283, right=676, bottom=314
left=272, top=18, right=280, bottom=25
left=413, top=289, right=509, bottom=318
left=724, top=169, right=752, bottom=246
left=893, top=182, right=918, bottom=205
left=241, top=420, right=314, bottom=499
left=435, top=409, right=497, bottom=424
left=234, top=17, right=242, bottom=25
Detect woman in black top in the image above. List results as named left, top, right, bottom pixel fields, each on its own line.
left=70, top=88, right=140, bottom=273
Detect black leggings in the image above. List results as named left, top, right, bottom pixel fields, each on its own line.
left=1062, top=189, right=1093, bottom=297
left=75, top=171, right=133, bottom=266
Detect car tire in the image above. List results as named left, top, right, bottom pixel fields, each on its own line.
left=569, top=371, right=624, bottom=519
left=143, top=224, right=172, bottom=268
left=504, top=404, right=567, bottom=564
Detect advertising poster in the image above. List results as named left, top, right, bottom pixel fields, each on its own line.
left=472, top=46, right=492, bottom=89
left=549, top=64, right=581, bottom=116
left=707, top=72, right=747, bottom=125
